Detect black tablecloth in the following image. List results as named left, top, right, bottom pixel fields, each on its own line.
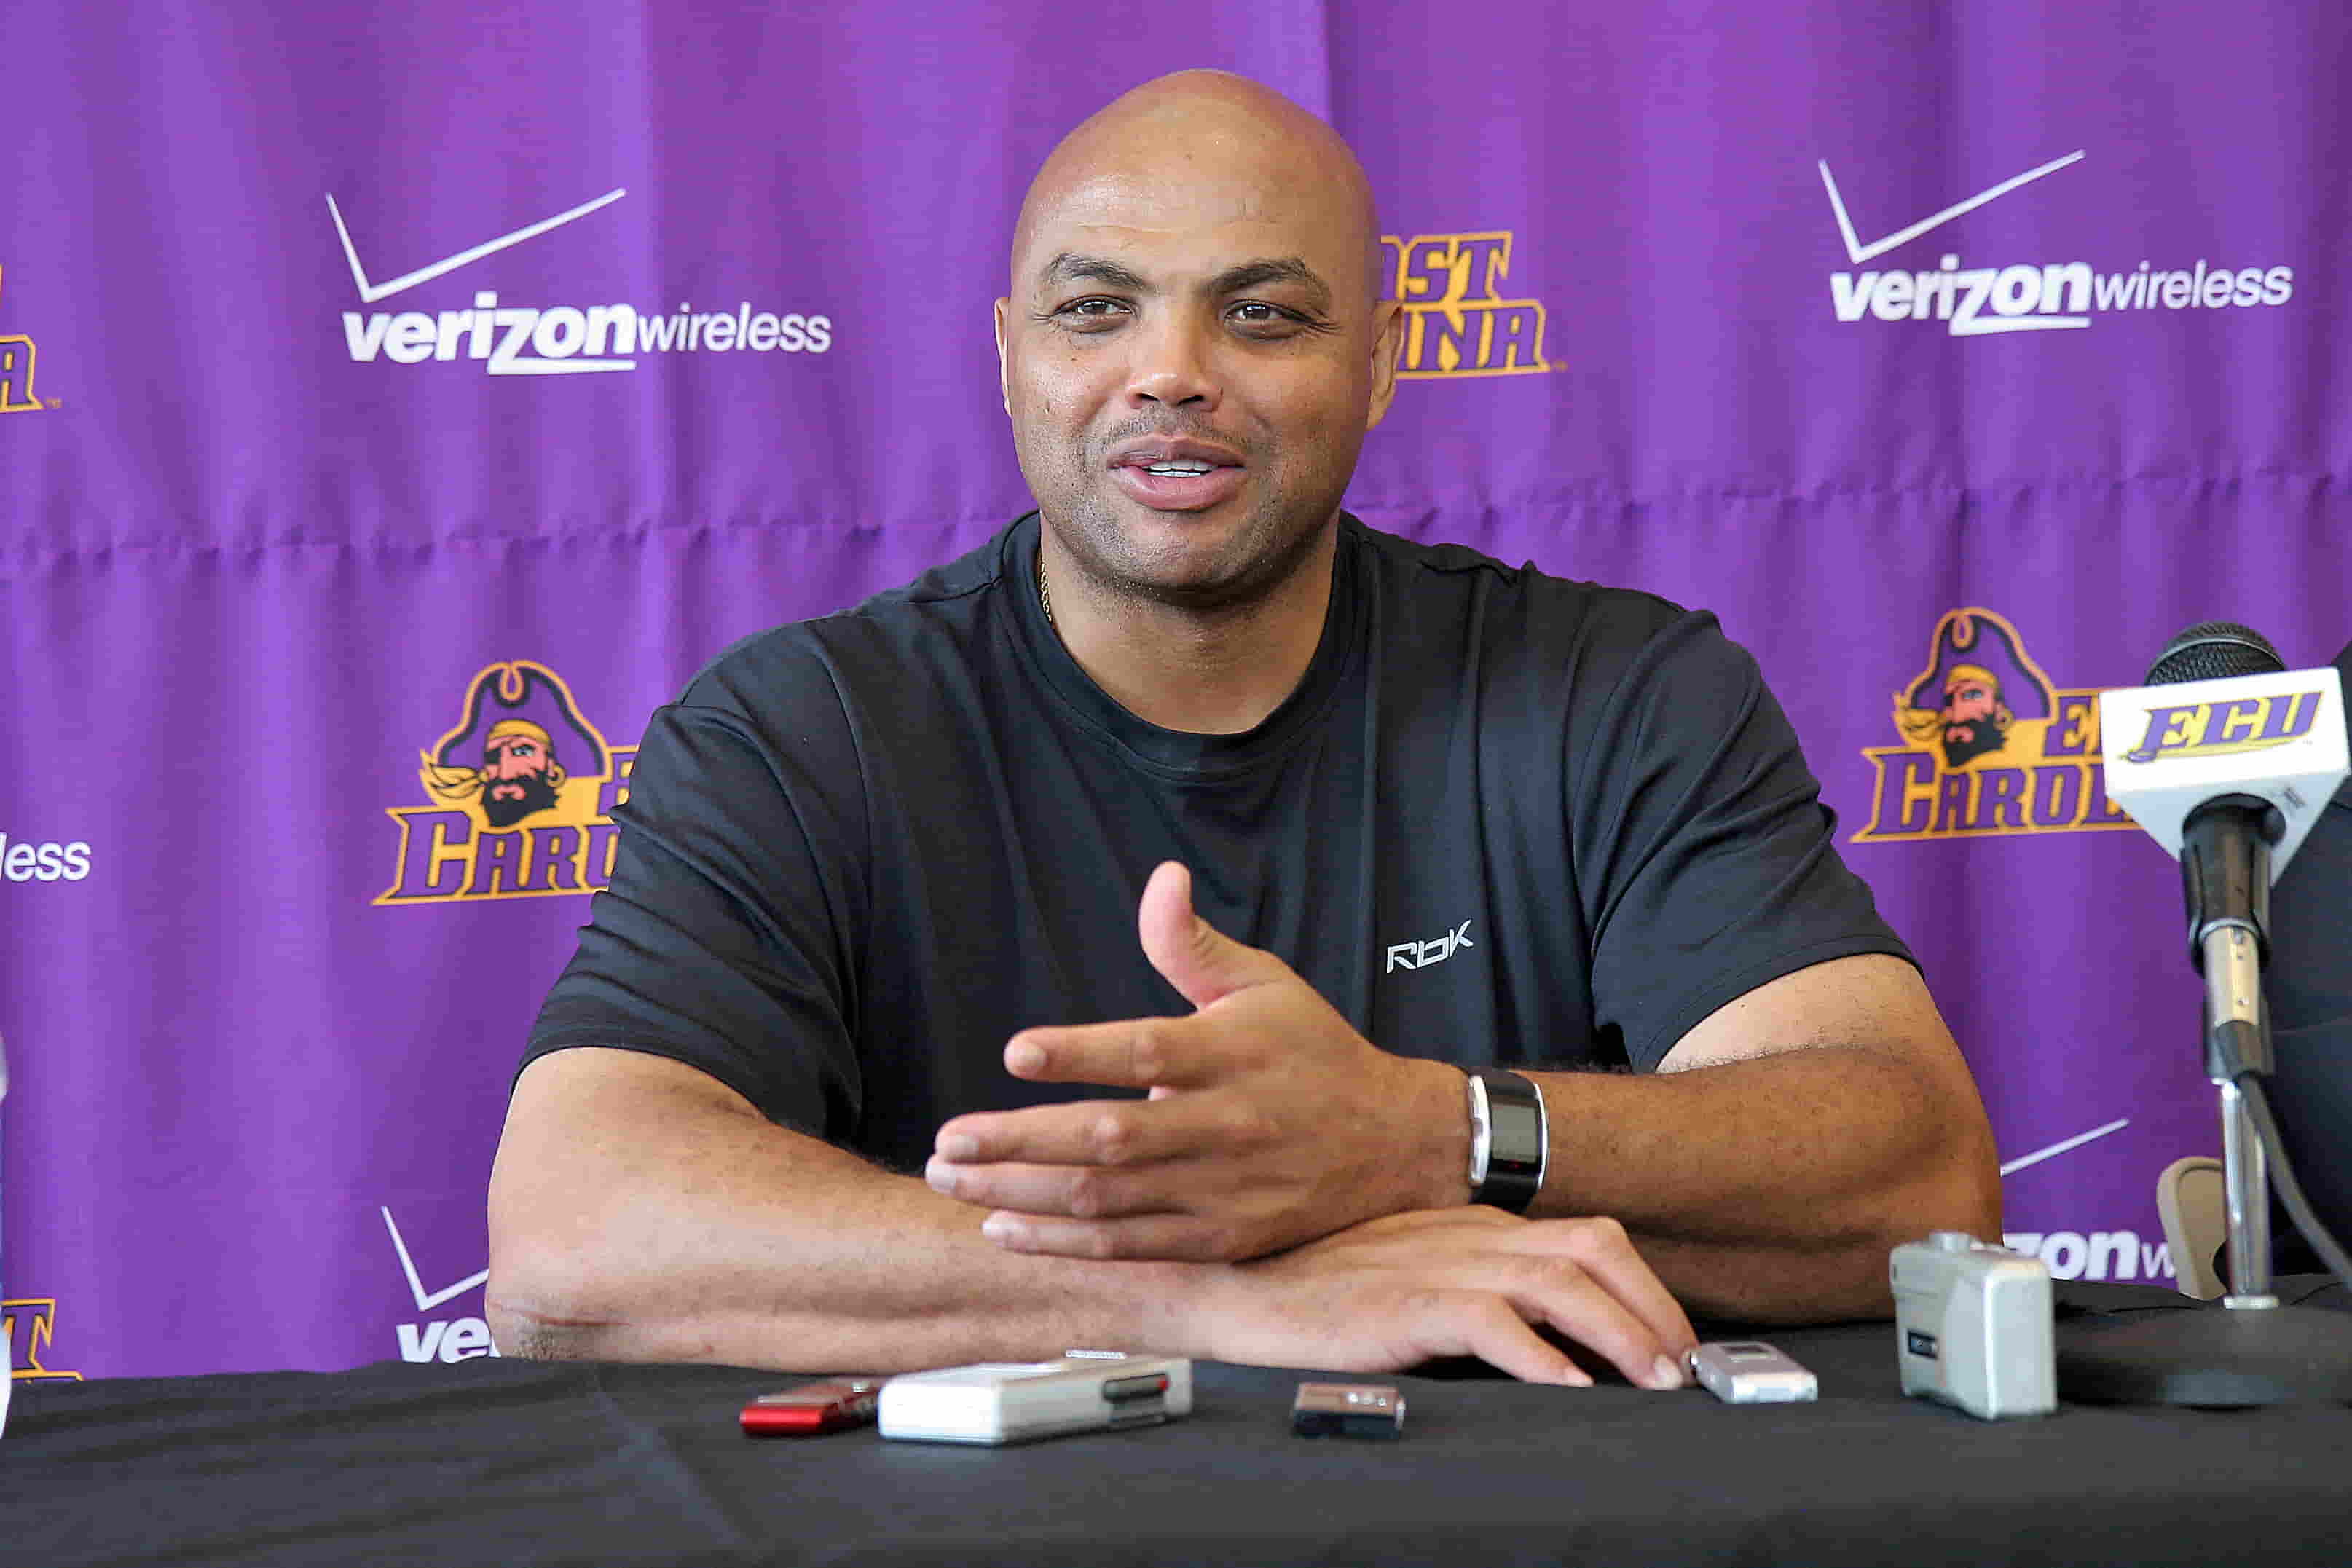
left=7, top=1280, right=2351, bottom=1567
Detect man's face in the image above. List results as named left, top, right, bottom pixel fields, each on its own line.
left=995, top=162, right=1400, bottom=609
left=481, top=733, right=559, bottom=828
left=1940, top=682, right=2005, bottom=767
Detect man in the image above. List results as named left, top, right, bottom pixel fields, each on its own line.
left=488, top=71, right=2000, bottom=1390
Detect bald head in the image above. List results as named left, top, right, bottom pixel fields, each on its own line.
left=992, top=72, right=1404, bottom=628
left=1011, top=71, right=1383, bottom=307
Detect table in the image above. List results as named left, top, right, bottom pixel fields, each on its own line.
left=7, top=1279, right=2349, bottom=1567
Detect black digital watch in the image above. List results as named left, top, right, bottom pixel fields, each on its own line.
left=1466, top=1067, right=1547, bottom=1213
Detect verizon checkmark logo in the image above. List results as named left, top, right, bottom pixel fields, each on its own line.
left=380, top=1206, right=503, bottom=1364
left=380, top=1205, right=487, bottom=1313
left=1816, top=151, right=2294, bottom=336
left=329, top=188, right=627, bottom=306
left=1817, top=152, right=2083, bottom=268
left=328, top=186, right=835, bottom=375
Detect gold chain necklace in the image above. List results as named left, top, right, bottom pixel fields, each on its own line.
left=1039, top=557, right=1056, bottom=629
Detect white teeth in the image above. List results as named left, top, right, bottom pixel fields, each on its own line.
left=1145, top=462, right=1213, bottom=475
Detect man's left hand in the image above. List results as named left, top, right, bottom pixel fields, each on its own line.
left=927, top=861, right=1469, bottom=1262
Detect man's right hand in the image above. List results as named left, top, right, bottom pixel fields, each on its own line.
left=1189, top=1207, right=1697, bottom=1390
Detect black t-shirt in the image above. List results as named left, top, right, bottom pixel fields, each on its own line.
left=525, top=513, right=1912, bottom=1173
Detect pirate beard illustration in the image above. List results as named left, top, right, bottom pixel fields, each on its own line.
left=475, top=721, right=564, bottom=827
left=1893, top=612, right=2053, bottom=771
left=424, top=717, right=570, bottom=827
left=1932, top=665, right=2013, bottom=767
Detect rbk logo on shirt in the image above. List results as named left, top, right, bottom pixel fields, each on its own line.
left=1385, top=920, right=1474, bottom=973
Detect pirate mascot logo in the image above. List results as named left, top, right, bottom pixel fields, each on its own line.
left=1856, top=609, right=2132, bottom=842
left=378, top=662, right=635, bottom=905
left=1892, top=611, right=2056, bottom=769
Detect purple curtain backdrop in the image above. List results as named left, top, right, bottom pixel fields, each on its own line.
left=3, top=0, right=2346, bottom=1376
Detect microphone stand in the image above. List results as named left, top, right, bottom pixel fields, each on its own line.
left=2056, top=800, right=2352, bottom=1405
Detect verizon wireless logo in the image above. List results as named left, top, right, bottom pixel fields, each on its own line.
left=381, top=1207, right=498, bottom=1363
left=329, top=187, right=832, bottom=376
left=1818, top=151, right=2294, bottom=336
left=1995, top=1118, right=2174, bottom=1283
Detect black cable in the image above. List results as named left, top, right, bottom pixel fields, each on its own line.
left=2235, top=1071, right=2352, bottom=1294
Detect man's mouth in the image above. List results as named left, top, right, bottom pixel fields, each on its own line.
left=491, top=783, right=525, bottom=800
left=1106, top=439, right=1246, bottom=511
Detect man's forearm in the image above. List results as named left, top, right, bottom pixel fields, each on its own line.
left=488, top=1049, right=1702, bottom=1387
left=1522, top=1045, right=2001, bottom=1318
left=487, top=1049, right=1208, bottom=1371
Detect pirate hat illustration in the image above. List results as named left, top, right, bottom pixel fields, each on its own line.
left=1893, top=608, right=2058, bottom=746
left=421, top=661, right=610, bottom=809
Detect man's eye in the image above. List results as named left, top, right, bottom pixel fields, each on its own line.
left=1056, top=298, right=1128, bottom=323
left=1229, top=301, right=1313, bottom=334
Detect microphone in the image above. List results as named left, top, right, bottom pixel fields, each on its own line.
left=2099, top=623, right=2350, bottom=1081
left=2056, top=623, right=2352, bottom=1406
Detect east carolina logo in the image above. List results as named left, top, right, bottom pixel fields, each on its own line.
left=0, top=264, right=46, bottom=414
left=1853, top=609, right=2135, bottom=843
left=1380, top=232, right=1551, bottom=378
left=377, top=661, right=637, bottom=905
left=4, top=1297, right=84, bottom=1382
left=2119, top=690, right=2324, bottom=765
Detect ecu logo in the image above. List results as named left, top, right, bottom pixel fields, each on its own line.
left=2120, top=691, right=2324, bottom=765
left=1381, top=231, right=1551, bottom=378
left=377, top=661, right=636, bottom=905
left=1853, top=609, right=2135, bottom=843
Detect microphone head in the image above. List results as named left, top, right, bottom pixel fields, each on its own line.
left=2147, top=621, right=2286, bottom=686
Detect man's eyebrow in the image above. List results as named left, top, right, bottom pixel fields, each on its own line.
left=1205, top=257, right=1332, bottom=310
left=1038, top=253, right=1152, bottom=291
left=1035, top=252, right=1334, bottom=310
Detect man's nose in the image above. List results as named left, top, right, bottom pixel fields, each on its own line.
left=1123, top=312, right=1220, bottom=411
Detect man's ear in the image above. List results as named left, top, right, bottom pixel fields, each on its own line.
left=1364, top=299, right=1404, bottom=430
left=993, top=297, right=1012, bottom=419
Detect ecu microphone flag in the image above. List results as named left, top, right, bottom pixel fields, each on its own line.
left=2098, top=666, right=2348, bottom=878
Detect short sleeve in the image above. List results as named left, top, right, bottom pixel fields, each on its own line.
left=1568, top=610, right=1914, bottom=1071
left=521, top=666, right=869, bottom=1139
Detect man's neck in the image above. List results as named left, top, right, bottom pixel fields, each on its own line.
left=1039, top=524, right=1339, bottom=736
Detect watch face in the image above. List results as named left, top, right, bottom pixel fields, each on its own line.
left=1486, top=1096, right=1543, bottom=1171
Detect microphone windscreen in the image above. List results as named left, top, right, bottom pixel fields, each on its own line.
left=2147, top=621, right=2286, bottom=686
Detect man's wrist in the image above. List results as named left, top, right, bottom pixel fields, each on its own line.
left=1404, top=1057, right=1475, bottom=1211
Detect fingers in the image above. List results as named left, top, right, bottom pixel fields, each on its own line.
left=998, top=1015, right=1229, bottom=1092
left=1238, top=1210, right=1694, bottom=1390
left=1508, top=1261, right=1683, bottom=1390
left=1404, top=1292, right=1594, bottom=1387
left=1486, top=1218, right=1693, bottom=1390
left=926, top=1151, right=1203, bottom=1225
left=1533, top=1215, right=1697, bottom=1360
left=975, top=1209, right=1255, bottom=1264
left=935, top=1094, right=1256, bottom=1169
left=1136, top=861, right=1288, bottom=1011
